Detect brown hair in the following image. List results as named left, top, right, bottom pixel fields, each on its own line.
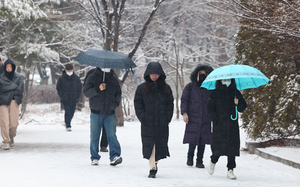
left=143, top=75, right=168, bottom=94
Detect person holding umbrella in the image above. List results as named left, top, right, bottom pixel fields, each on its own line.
left=84, top=68, right=108, bottom=152
left=83, top=67, right=122, bottom=166
left=134, top=62, right=174, bottom=178
left=206, top=78, right=247, bottom=180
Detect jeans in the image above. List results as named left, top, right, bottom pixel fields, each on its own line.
left=63, top=103, right=76, bottom=128
left=90, top=113, right=121, bottom=161
left=211, top=155, right=236, bottom=170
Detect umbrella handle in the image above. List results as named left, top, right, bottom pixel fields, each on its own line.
left=230, top=106, right=238, bottom=121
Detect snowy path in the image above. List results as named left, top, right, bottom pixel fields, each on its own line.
left=0, top=104, right=299, bottom=187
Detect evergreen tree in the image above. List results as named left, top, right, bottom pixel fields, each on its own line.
left=235, top=1, right=300, bottom=140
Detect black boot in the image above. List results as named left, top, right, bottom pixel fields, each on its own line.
left=148, top=163, right=158, bottom=178
left=196, top=159, right=205, bottom=168
left=187, top=155, right=194, bottom=166
left=148, top=169, right=157, bottom=178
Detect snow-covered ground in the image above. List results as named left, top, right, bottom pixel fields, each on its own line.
left=0, top=103, right=299, bottom=187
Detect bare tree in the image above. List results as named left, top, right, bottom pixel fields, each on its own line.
left=75, top=0, right=166, bottom=126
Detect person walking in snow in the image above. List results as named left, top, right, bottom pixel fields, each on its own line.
left=206, top=78, right=247, bottom=180
left=83, top=67, right=122, bottom=166
left=180, top=64, right=213, bottom=168
left=84, top=68, right=108, bottom=152
left=56, top=64, right=82, bottom=131
left=0, top=59, right=24, bottom=150
left=134, top=62, right=174, bottom=178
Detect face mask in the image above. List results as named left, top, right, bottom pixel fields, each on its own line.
left=66, top=71, right=73, bottom=76
left=198, top=74, right=206, bottom=82
left=102, top=68, right=111, bottom=73
left=221, top=79, right=231, bottom=87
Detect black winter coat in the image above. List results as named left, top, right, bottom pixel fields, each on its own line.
left=0, top=59, right=24, bottom=106
left=134, top=62, right=174, bottom=161
left=207, top=82, right=247, bottom=157
left=83, top=68, right=121, bottom=114
left=56, top=71, right=82, bottom=105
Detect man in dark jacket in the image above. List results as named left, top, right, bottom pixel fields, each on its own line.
left=0, top=59, right=24, bottom=150
left=83, top=67, right=122, bottom=166
left=84, top=68, right=108, bottom=152
left=56, top=64, right=82, bottom=131
left=181, top=64, right=213, bottom=168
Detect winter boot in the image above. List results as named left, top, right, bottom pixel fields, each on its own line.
left=196, top=159, right=205, bottom=168
left=148, top=169, right=157, bottom=178
left=187, top=155, right=194, bottom=166
left=100, top=147, right=108, bottom=152
left=207, top=161, right=215, bottom=175
left=227, top=169, right=237, bottom=180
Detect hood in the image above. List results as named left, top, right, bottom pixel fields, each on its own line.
left=4, top=59, right=16, bottom=74
left=190, top=64, right=213, bottom=82
left=144, top=62, right=166, bottom=80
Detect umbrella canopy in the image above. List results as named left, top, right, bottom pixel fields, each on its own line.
left=201, top=60, right=269, bottom=121
left=74, top=49, right=136, bottom=69
left=201, top=64, right=269, bottom=91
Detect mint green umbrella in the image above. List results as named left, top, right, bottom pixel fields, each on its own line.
left=201, top=59, right=269, bottom=120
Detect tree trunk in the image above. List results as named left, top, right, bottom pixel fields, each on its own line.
left=20, top=70, right=30, bottom=119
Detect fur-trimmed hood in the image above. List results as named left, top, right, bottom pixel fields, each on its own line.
left=190, top=64, right=213, bottom=82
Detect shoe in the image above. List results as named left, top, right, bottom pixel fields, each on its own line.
left=110, top=156, right=122, bottom=166
left=207, top=161, right=215, bottom=175
left=91, top=160, right=99, bottom=165
left=66, top=127, right=72, bottom=131
left=10, top=138, right=14, bottom=147
left=100, top=147, right=108, bottom=152
left=148, top=169, right=157, bottom=178
left=196, top=160, right=205, bottom=168
left=227, top=169, right=237, bottom=180
left=3, top=143, right=9, bottom=150
left=187, top=155, right=193, bottom=166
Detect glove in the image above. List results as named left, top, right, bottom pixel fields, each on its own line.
left=183, top=113, right=189, bottom=124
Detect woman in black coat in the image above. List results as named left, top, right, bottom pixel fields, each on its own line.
left=206, top=79, right=247, bottom=180
left=134, top=62, right=174, bottom=178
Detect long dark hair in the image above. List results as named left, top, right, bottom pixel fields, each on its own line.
left=215, top=79, right=236, bottom=89
left=143, top=75, right=168, bottom=94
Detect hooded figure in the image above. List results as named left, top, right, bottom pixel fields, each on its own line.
left=56, top=64, right=82, bottom=131
left=206, top=79, right=247, bottom=179
left=0, top=59, right=24, bottom=150
left=180, top=64, right=213, bottom=168
left=134, top=62, right=174, bottom=178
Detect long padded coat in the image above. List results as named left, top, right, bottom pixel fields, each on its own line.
left=181, top=64, right=213, bottom=145
left=134, top=62, right=174, bottom=161
left=56, top=71, right=82, bottom=105
left=207, top=81, right=247, bottom=157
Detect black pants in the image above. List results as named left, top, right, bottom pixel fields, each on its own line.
left=211, top=155, right=236, bottom=170
left=63, top=103, right=76, bottom=128
left=100, top=125, right=108, bottom=148
left=188, top=137, right=205, bottom=162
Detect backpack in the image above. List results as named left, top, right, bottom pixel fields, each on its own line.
left=188, top=82, right=193, bottom=92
